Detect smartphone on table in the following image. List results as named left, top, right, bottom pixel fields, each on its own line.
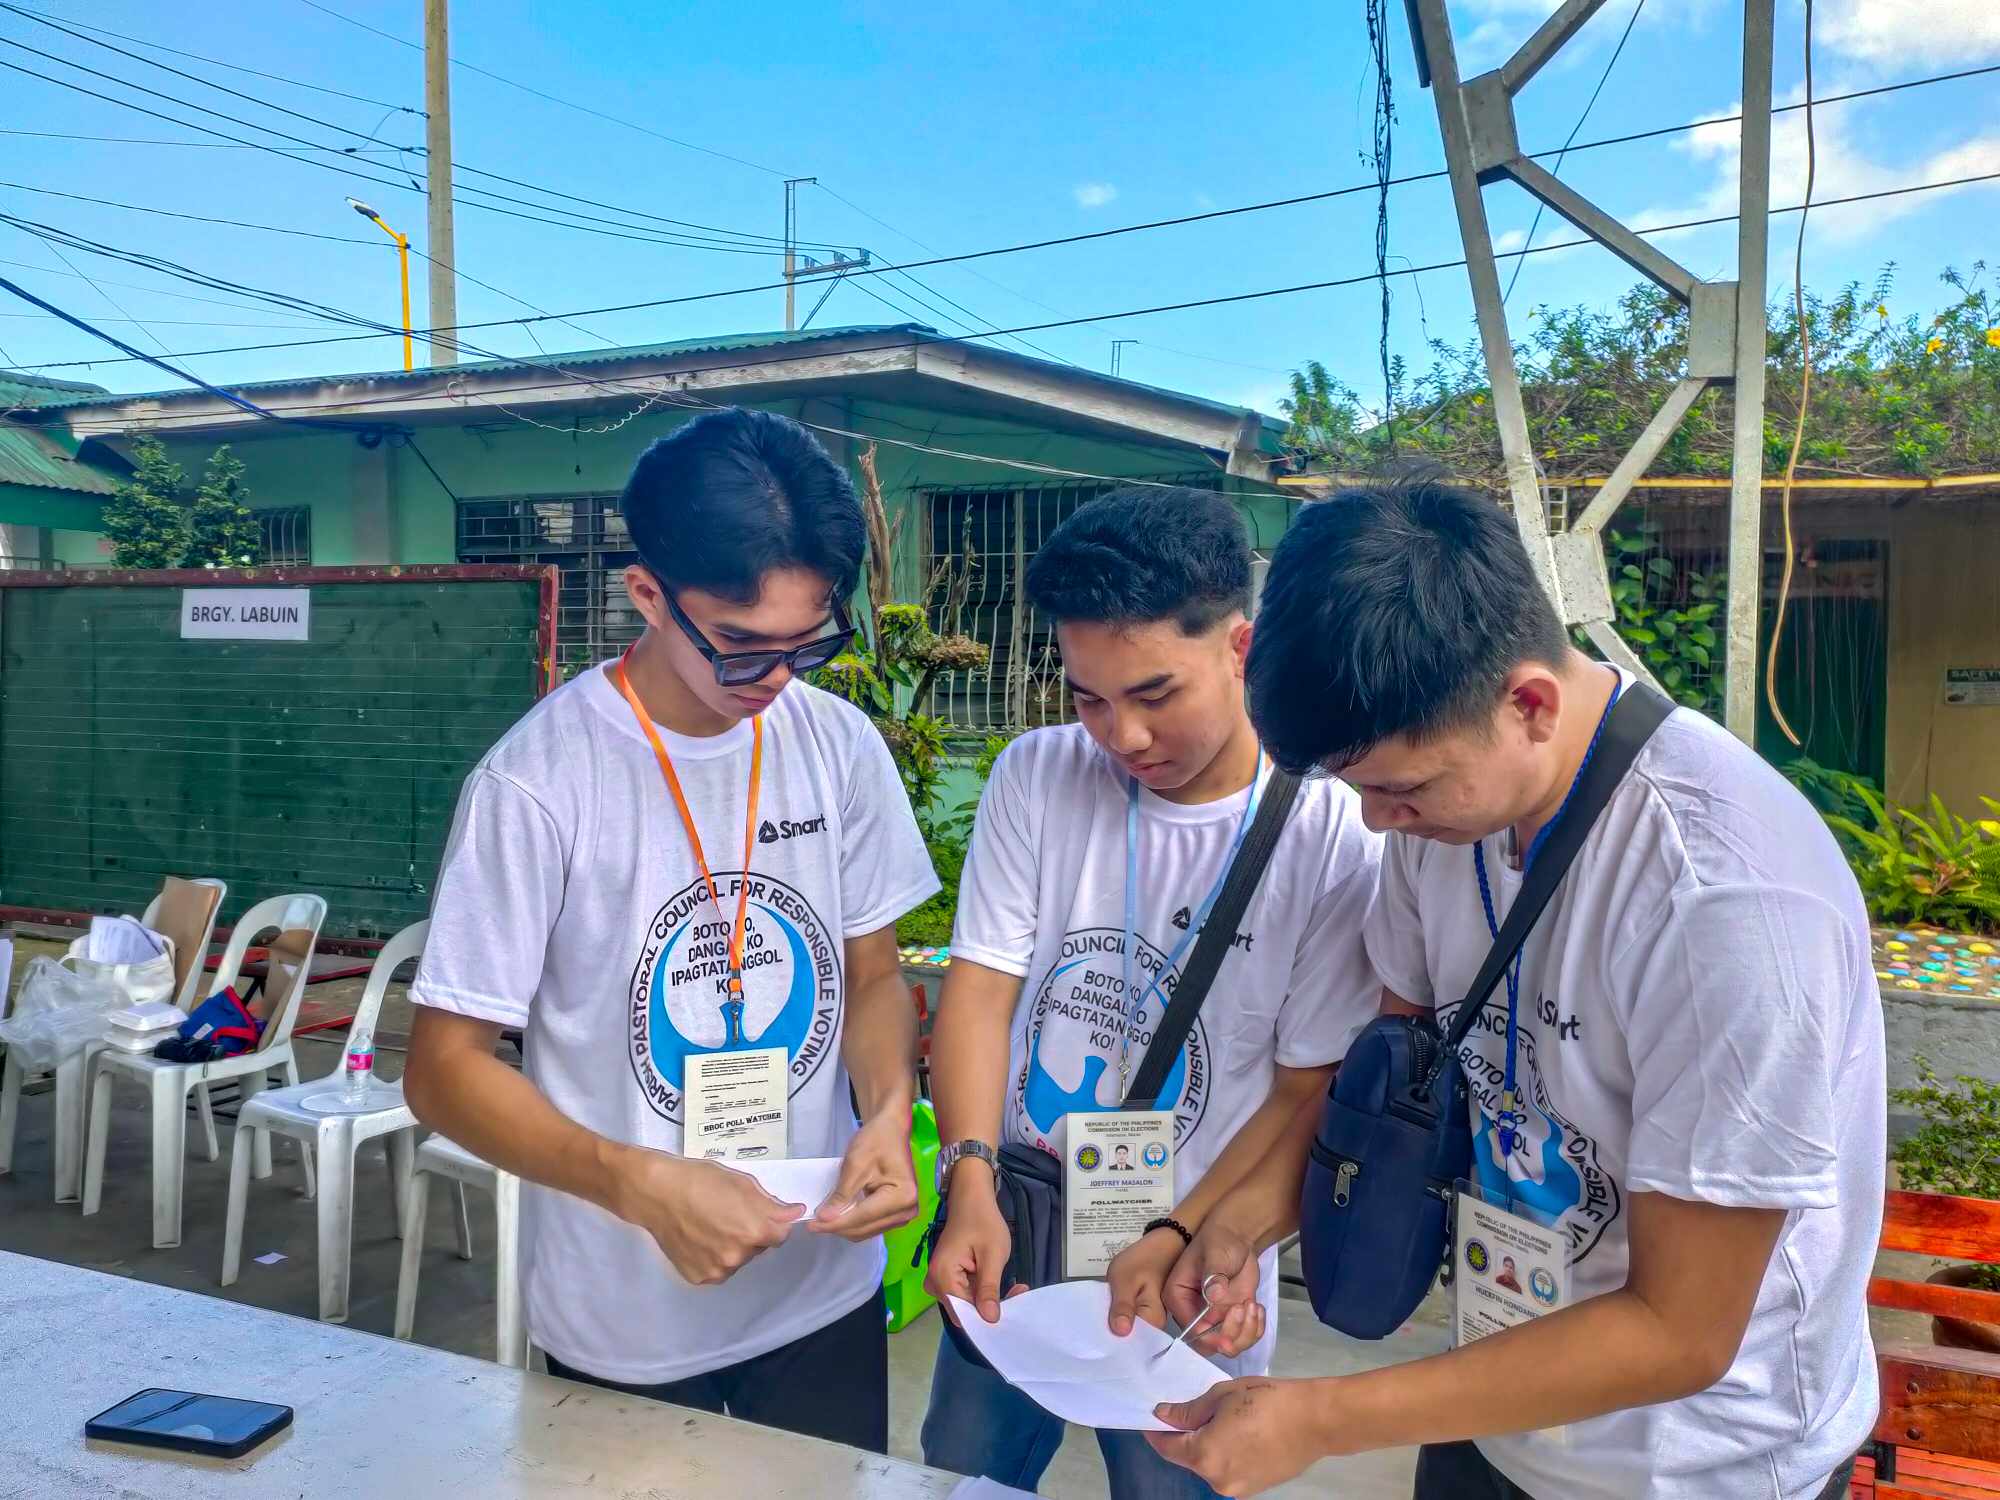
left=85, top=1388, right=293, bottom=1459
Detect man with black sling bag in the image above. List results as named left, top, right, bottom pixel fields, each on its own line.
left=920, top=488, right=1382, bottom=1500
left=1146, top=479, right=1883, bottom=1500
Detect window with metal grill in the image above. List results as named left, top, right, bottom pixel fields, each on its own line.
left=253, top=506, right=312, bottom=567
left=921, top=477, right=1230, bottom=734
left=455, top=496, right=641, bottom=678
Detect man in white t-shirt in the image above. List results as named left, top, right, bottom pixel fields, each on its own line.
left=921, top=487, right=1382, bottom=1500
left=403, top=408, right=938, bottom=1451
left=1146, top=480, right=1883, bottom=1500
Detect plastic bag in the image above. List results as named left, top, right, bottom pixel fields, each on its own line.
left=0, top=956, right=125, bottom=1073
left=67, top=922, right=176, bottom=1008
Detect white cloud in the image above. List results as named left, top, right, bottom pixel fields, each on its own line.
left=1494, top=227, right=1530, bottom=254
left=1818, top=0, right=2000, bottom=69
left=1072, top=182, right=1119, bottom=210
left=1633, top=96, right=2000, bottom=250
left=1193, top=191, right=1217, bottom=211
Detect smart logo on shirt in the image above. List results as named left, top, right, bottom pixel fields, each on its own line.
left=626, top=870, right=843, bottom=1125
left=757, top=813, right=829, bottom=844
left=1447, top=990, right=1622, bottom=1264
left=1012, top=925, right=1214, bottom=1149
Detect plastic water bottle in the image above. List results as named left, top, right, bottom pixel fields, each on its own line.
left=343, top=1029, right=375, bottom=1105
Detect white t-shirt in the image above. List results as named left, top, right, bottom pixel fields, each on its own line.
left=410, top=665, right=939, bottom=1384
left=1363, top=682, right=1884, bottom=1500
left=952, top=724, right=1383, bottom=1375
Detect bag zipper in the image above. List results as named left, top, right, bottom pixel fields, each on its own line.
left=1308, top=1139, right=1363, bottom=1207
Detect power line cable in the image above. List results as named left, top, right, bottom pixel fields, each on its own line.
left=1365, top=0, right=1395, bottom=435
left=1503, top=0, right=1646, bottom=305
left=1767, top=0, right=1817, bottom=749
left=0, top=2, right=423, bottom=115
left=0, top=4, right=839, bottom=252
left=0, top=178, right=386, bottom=245
left=0, top=44, right=813, bottom=255
left=36, top=167, right=2000, bottom=389
left=295, top=0, right=797, bottom=178
left=0, top=251, right=370, bottom=320
left=0, top=127, right=405, bottom=151
left=813, top=181, right=1069, bottom=322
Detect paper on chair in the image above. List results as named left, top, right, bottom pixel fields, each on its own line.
left=728, top=1156, right=843, bottom=1224
left=946, top=1281, right=1228, bottom=1432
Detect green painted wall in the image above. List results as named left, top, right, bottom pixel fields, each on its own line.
left=119, top=391, right=1288, bottom=572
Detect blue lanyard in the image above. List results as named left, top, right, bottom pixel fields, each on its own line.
left=1472, top=678, right=1622, bottom=1159
left=1118, top=755, right=1265, bottom=1103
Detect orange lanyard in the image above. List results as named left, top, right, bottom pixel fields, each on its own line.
left=614, top=650, right=764, bottom=996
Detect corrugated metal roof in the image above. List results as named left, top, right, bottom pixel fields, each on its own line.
left=1, top=369, right=111, bottom=411
left=0, top=422, right=124, bottom=494
left=45, top=324, right=933, bottom=409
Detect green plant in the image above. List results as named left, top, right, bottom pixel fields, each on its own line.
left=185, top=445, right=260, bottom=568
left=1822, top=786, right=2000, bottom=932
left=1599, top=526, right=1723, bottom=716
left=897, top=830, right=966, bottom=947
left=102, top=435, right=190, bottom=569
left=1893, top=1056, right=2000, bottom=1204
left=1781, top=757, right=1882, bottom=833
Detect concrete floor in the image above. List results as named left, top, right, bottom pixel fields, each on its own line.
left=0, top=937, right=1930, bottom=1498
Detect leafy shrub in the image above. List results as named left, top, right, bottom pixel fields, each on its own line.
left=1821, top=784, right=2000, bottom=933
left=1894, top=1056, right=2000, bottom=1203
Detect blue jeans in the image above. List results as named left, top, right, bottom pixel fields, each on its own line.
left=921, top=1326, right=1221, bottom=1500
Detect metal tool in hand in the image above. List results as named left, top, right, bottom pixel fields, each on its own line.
left=1153, top=1273, right=1227, bottom=1362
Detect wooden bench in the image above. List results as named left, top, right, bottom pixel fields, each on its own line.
left=1855, top=1190, right=2000, bottom=1497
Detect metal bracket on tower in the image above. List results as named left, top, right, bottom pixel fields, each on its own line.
left=1407, top=0, right=1775, bottom=739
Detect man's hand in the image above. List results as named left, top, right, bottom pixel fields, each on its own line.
left=1164, top=1217, right=1264, bottom=1357
left=1147, top=1378, right=1333, bottom=1496
left=925, top=1165, right=1012, bottom=1326
left=1106, top=1226, right=1185, bottom=1337
left=611, top=1148, right=805, bottom=1285
left=812, top=1106, right=920, bottom=1241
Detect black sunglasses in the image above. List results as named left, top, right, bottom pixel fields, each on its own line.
left=665, top=591, right=857, bottom=687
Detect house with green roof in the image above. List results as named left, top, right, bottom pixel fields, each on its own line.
left=0, top=324, right=1293, bottom=734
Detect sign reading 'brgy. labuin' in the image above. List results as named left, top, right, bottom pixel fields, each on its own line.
left=179, top=588, right=312, bottom=642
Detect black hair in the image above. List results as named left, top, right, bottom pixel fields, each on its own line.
left=619, top=406, right=865, bottom=604
left=1245, top=477, right=1573, bottom=774
left=1023, top=486, right=1251, bottom=634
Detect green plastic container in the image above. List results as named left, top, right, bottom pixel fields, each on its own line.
left=883, top=1097, right=941, bottom=1332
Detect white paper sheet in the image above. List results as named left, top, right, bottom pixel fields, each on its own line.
left=946, top=1479, right=1040, bottom=1499
left=83, top=915, right=166, bottom=964
left=947, top=1281, right=1227, bottom=1432
left=730, top=1156, right=844, bottom=1226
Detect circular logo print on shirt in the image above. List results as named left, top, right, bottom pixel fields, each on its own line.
left=1142, top=1141, right=1169, bottom=1169
left=1013, top=926, right=1214, bottom=1154
left=1075, top=1144, right=1102, bottom=1172
left=1464, top=1239, right=1491, bottom=1277
left=1530, top=1267, right=1559, bottom=1306
left=627, top=870, right=842, bottom=1126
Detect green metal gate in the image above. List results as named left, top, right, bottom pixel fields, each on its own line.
left=0, top=565, right=555, bottom=939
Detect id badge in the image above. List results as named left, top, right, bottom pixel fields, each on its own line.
left=686, top=1047, right=790, bottom=1161
left=1452, top=1179, right=1569, bottom=1346
left=1062, top=1110, right=1175, bottom=1278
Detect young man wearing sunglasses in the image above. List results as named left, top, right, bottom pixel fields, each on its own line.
left=403, top=407, right=939, bottom=1450
left=920, top=488, right=1382, bottom=1500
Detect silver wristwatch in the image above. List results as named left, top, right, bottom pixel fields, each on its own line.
left=935, top=1139, right=999, bottom=1194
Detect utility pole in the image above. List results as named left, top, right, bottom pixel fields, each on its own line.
left=424, top=0, right=458, bottom=367
left=1110, top=339, right=1138, bottom=378
left=782, top=177, right=870, bottom=332
left=1406, top=0, right=1776, bottom=743
left=784, top=177, right=812, bottom=332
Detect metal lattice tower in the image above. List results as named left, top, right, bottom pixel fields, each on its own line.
left=1406, top=0, right=1776, bottom=741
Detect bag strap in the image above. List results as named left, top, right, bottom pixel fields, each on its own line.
left=1123, top=768, right=1303, bottom=1110
left=1434, top=682, right=1675, bottom=1070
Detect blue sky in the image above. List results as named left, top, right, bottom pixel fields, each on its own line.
left=1, top=0, right=1995, bottom=414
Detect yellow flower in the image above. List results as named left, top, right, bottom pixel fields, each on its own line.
left=1877, top=303, right=1889, bottom=318
left=1928, top=336, right=1945, bottom=354
left=1987, top=327, right=2000, bottom=348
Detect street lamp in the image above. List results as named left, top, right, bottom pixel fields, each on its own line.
left=347, top=197, right=413, bottom=372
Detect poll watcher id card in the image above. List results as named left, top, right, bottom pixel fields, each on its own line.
left=1062, top=1110, right=1175, bottom=1278
left=1453, top=1181, right=1569, bottom=1343
left=686, top=1047, right=789, bottom=1161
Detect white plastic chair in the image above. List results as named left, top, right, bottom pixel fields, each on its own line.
left=394, top=1133, right=526, bottom=1368
left=82, top=894, right=328, bottom=1249
left=0, top=877, right=226, bottom=1204
left=220, top=920, right=426, bottom=1323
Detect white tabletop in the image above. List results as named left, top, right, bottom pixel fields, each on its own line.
left=0, top=1250, right=966, bottom=1498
